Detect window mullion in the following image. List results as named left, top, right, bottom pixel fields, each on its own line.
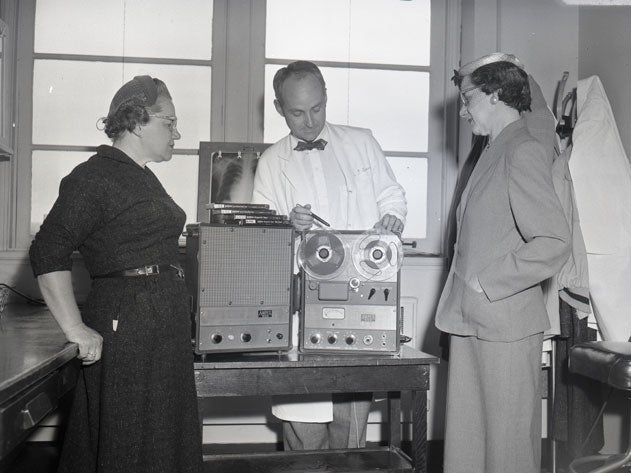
left=213, top=0, right=266, bottom=143
left=14, top=0, right=36, bottom=249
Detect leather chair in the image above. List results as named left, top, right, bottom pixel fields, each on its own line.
left=568, top=341, right=631, bottom=473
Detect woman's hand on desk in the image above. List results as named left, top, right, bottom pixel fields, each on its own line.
left=65, top=322, right=103, bottom=365
left=36, top=271, right=103, bottom=365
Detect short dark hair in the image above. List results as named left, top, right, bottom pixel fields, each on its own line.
left=273, top=60, right=326, bottom=107
left=463, top=61, right=531, bottom=113
left=103, top=78, right=172, bottom=140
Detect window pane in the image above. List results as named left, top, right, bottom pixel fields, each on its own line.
left=33, top=60, right=211, bottom=149
left=32, top=151, right=199, bottom=234
left=34, top=0, right=213, bottom=60
left=33, top=61, right=119, bottom=147
left=266, top=0, right=430, bottom=66
left=264, top=65, right=429, bottom=152
left=386, top=156, right=427, bottom=240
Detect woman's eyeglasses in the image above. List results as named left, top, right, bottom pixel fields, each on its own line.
left=459, top=85, right=482, bottom=108
left=149, top=114, right=178, bottom=132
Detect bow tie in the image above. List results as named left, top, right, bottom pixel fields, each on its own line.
left=294, top=139, right=327, bottom=151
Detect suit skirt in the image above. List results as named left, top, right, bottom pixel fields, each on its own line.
left=443, top=332, right=543, bottom=473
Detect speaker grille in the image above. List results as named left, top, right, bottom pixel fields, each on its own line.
left=198, top=226, right=293, bottom=307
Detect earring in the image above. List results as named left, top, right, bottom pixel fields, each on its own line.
left=490, top=95, right=498, bottom=105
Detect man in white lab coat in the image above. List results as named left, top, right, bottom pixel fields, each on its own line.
left=252, top=60, right=407, bottom=450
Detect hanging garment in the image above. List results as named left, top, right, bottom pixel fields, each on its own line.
left=569, top=75, right=631, bottom=341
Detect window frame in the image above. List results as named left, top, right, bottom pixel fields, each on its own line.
left=0, top=16, right=14, bottom=157
left=0, top=0, right=18, bottom=251
left=9, top=0, right=460, bottom=255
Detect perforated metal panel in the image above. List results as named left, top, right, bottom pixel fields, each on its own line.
left=198, top=226, right=293, bottom=307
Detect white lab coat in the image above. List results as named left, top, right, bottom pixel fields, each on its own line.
left=252, top=122, right=407, bottom=421
left=569, top=75, right=631, bottom=341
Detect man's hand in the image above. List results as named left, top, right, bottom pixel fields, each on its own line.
left=290, top=204, right=314, bottom=231
left=374, top=214, right=404, bottom=236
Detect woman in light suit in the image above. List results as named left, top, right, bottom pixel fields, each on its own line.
left=436, top=53, right=571, bottom=473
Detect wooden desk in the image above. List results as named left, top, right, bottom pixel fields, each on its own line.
left=194, top=346, right=439, bottom=473
left=0, top=305, right=79, bottom=469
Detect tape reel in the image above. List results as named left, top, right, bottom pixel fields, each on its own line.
left=297, top=231, right=347, bottom=280
left=351, top=230, right=403, bottom=281
left=298, top=230, right=403, bottom=282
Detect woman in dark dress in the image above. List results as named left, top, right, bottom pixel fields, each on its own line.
left=29, top=75, right=203, bottom=473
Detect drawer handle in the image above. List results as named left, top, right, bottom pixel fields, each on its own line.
left=21, top=392, right=53, bottom=429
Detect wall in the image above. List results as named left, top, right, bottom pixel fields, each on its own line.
left=578, top=6, right=631, bottom=159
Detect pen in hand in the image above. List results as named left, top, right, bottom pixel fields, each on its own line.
left=296, top=204, right=330, bottom=227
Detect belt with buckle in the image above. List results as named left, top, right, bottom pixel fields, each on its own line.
left=95, top=264, right=184, bottom=279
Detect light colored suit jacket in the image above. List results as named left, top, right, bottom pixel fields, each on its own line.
left=436, top=118, right=571, bottom=342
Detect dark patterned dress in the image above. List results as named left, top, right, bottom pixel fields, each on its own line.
left=30, top=145, right=203, bottom=473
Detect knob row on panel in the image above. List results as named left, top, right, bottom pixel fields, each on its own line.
left=210, top=332, right=285, bottom=344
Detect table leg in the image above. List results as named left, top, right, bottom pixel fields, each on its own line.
left=411, top=390, right=428, bottom=473
left=387, top=391, right=402, bottom=448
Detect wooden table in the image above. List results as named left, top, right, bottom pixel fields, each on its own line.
left=0, top=305, right=79, bottom=469
left=194, top=345, right=439, bottom=473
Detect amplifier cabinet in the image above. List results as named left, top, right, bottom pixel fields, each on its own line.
left=186, top=224, right=295, bottom=354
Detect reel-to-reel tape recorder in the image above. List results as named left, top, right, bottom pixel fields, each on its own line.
left=298, top=230, right=403, bottom=353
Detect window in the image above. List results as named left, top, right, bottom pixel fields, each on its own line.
left=29, top=0, right=212, bottom=233
left=264, top=0, right=450, bottom=252
left=13, top=0, right=456, bottom=254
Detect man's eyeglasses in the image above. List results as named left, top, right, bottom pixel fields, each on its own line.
left=149, top=114, right=178, bottom=132
left=459, top=85, right=482, bottom=108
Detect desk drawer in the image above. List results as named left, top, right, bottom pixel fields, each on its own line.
left=0, top=362, right=78, bottom=460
